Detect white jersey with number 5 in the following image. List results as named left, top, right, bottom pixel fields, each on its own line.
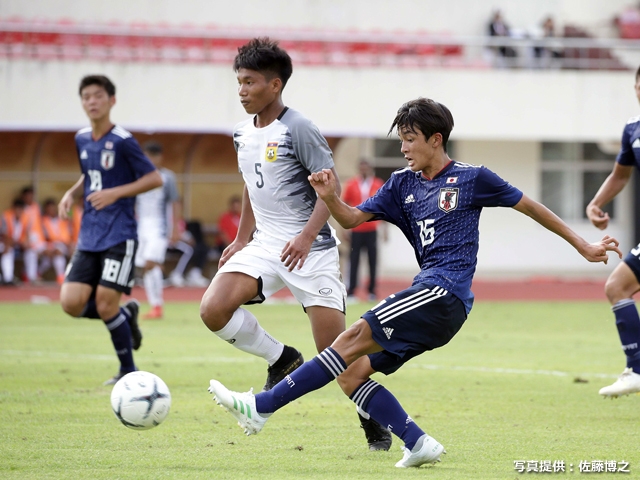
left=233, top=107, right=337, bottom=252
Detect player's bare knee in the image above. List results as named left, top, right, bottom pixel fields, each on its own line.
left=199, top=297, right=232, bottom=331
left=60, top=298, right=83, bottom=317
left=604, top=277, right=621, bottom=304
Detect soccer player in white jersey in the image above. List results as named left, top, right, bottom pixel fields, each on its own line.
left=134, top=141, right=181, bottom=320
left=199, top=37, right=391, bottom=450
left=58, top=75, right=162, bottom=385
left=587, top=65, right=640, bottom=397
left=208, top=97, right=622, bottom=468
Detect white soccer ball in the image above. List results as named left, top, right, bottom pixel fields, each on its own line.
left=110, top=371, right=171, bottom=430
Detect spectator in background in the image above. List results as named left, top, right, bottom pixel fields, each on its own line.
left=487, top=10, right=517, bottom=63
left=39, top=198, right=72, bottom=284
left=217, top=194, right=242, bottom=251
left=19, top=186, right=46, bottom=283
left=533, top=16, right=563, bottom=68
left=1, top=199, right=27, bottom=285
left=134, top=141, right=181, bottom=319
left=342, top=160, right=386, bottom=301
left=183, top=219, right=211, bottom=287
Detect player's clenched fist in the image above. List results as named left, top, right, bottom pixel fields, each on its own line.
left=308, top=169, right=337, bottom=199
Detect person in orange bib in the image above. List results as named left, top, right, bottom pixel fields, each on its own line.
left=39, top=198, right=72, bottom=284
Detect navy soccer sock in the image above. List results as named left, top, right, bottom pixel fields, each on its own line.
left=612, top=300, right=640, bottom=372
left=351, top=379, right=425, bottom=450
left=256, top=347, right=346, bottom=414
left=104, top=308, right=136, bottom=373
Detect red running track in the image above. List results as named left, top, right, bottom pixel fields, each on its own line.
left=0, top=277, right=608, bottom=303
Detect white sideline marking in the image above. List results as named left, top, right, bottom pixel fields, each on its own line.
left=0, top=349, right=617, bottom=378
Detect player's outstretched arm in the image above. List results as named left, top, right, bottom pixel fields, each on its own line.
left=87, top=170, right=163, bottom=211
left=585, top=163, right=633, bottom=230
left=308, top=169, right=375, bottom=229
left=513, top=194, right=622, bottom=264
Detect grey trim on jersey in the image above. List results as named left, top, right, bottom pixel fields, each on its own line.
left=278, top=108, right=336, bottom=251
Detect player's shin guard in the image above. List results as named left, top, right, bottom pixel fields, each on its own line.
left=214, top=308, right=284, bottom=365
left=104, top=309, right=135, bottom=372
left=256, top=347, right=346, bottom=414
left=613, top=300, right=640, bottom=372
left=350, top=380, right=425, bottom=450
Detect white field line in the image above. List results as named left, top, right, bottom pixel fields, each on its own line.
left=0, top=349, right=618, bottom=378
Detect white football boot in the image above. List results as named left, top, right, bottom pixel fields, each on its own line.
left=395, top=434, right=445, bottom=468
left=208, top=380, right=270, bottom=435
left=599, top=368, right=640, bottom=398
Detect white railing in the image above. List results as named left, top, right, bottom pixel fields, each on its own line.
left=1, top=19, right=640, bottom=70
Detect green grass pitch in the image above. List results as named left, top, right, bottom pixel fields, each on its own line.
left=1, top=299, right=639, bottom=479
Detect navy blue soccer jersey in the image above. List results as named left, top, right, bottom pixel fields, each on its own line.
left=74, top=125, right=156, bottom=252
left=616, top=115, right=640, bottom=168
left=358, top=161, right=523, bottom=313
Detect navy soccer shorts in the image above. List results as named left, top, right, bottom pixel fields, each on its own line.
left=65, top=239, right=138, bottom=294
left=362, top=282, right=467, bottom=375
left=624, top=243, right=640, bottom=282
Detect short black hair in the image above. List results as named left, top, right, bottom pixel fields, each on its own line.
left=12, top=198, right=25, bottom=209
left=389, top=98, right=455, bottom=152
left=233, top=37, right=293, bottom=89
left=21, top=186, right=34, bottom=196
left=143, top=141, right=163, bottom=156
left=78, top=75, right=116, bottom=97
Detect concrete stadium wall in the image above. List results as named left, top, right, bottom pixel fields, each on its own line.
left=0, top=60, right=635, bottom=142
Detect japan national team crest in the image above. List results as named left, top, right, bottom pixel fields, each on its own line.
left=100, top=150, right=115, bottom=170
left=438, top=188, right=459, bottom=213
left=265, top=141, right=278, bottom=162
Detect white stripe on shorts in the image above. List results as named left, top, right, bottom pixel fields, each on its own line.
left=377, top=287, right=448, bottom=325
left=117, top=239, right=135, bottom=286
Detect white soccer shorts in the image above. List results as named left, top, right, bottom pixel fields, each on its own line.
left=217, top=241, right=346, bottom=311
left=135, top=231, right=169, bottom=267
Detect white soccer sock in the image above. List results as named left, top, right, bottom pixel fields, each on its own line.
left=53, top=254, right=66, bottom=276
left=214, top=308, right=284, bottom=365
left=143, top=266, right=164, bottom=308
left=1, top=249, right=15, bottom=281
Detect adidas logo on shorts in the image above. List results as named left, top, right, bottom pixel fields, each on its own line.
left=404, top=194, right=415, bottom=204
left=383, top=327, right=394, bottom=339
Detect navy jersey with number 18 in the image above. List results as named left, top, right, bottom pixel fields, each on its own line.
left=358, top=161, right=523, bottom=313
left=74, top=125, right=156, bottom=252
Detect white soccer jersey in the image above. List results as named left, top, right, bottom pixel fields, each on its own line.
left=233, top=107, right=337, bottom=251
left=136, top=168, right=179, bottom=237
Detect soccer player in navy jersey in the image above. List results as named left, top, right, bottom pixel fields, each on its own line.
left=586, top=65, right=640, bottom=398
left=58, top=75, right=162, bottom=385
left=208, top=97, right=622, bottom=468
